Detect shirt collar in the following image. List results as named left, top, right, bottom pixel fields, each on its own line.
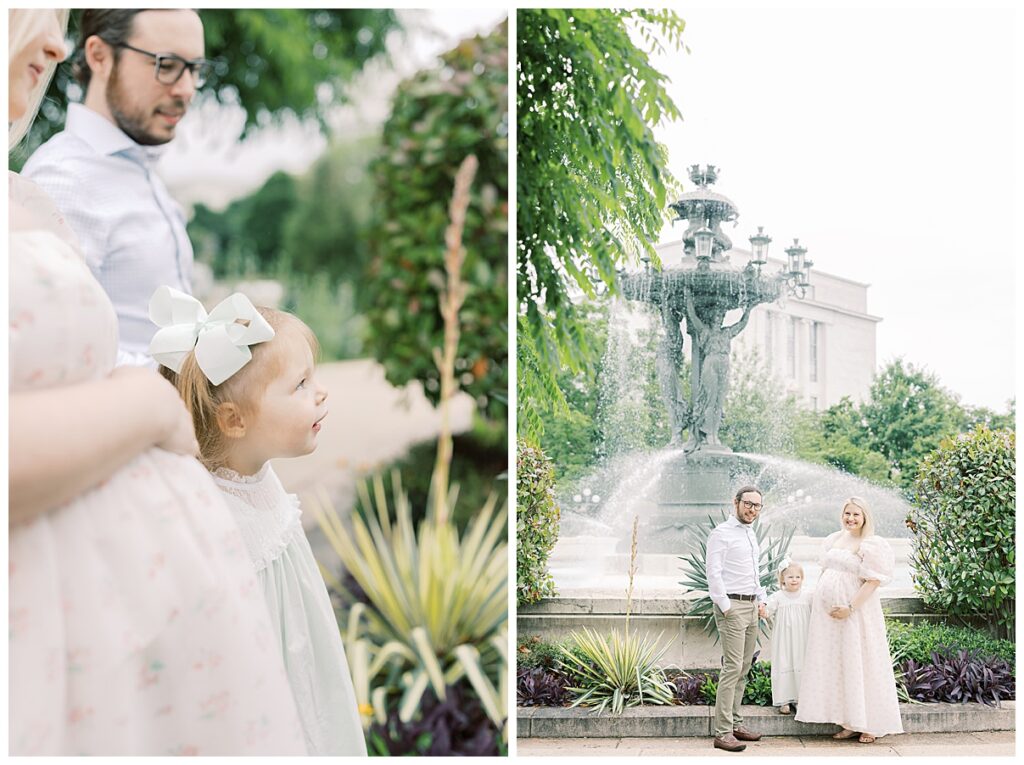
left=64, top=102, right=168, bottom=166
left=726, top=514, right=755, bottom=532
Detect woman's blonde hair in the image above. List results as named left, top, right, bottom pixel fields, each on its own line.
left=160, top=306, right=319, bottom=471
left=777, top=561, right=805, bottom=587
left=8, top=8, right=69, bottom=151
left=841, top=496, right=875, bottom=538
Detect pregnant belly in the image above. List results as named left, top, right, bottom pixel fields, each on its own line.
left=10, top=449, right=252, bottom=669
left=814, top=569, right=859, bottom=609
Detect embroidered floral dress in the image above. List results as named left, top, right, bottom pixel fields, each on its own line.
left=8, top=174, right=306, bottom=755
left=212, top=463, right=366, bottom=756
left=795, top=532, right=904, bottom=736
left=765, top=587, right=812, bottom=706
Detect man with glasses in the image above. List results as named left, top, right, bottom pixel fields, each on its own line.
left=25, top=9, right=211, bottom=365
left=705, top=485, right=769, bottom=752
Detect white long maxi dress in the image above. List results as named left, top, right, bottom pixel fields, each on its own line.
left=8, top=175, right=307, bottom=756
left=795, top=532, right=904, bottom=736
left=212, top=464, right=367, bottom=756
left=766, top=588, right=811, bottom=706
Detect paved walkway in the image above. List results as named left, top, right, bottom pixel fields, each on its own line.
left=516, top=730, right=1015, bottom=757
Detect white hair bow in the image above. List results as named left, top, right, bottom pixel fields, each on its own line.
left=777, top=557, right=792, bottom=574
left=148, top=286, right=275, bottom=385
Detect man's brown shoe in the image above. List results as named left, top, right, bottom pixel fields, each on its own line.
left=713, top=734, right=746, bottom=752
left=733, top=726, right=762, bottom=741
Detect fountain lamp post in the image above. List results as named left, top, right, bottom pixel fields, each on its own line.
left=621, top=164, right=815, bottom=453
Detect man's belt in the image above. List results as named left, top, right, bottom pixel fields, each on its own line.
left=727, top=593, right=757, bottom=602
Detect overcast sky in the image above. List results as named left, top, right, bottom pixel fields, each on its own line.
left=643, top=5, right=1016, bottom=410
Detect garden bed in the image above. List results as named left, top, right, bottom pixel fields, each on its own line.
left=517, top=620, right=1015, bottom=724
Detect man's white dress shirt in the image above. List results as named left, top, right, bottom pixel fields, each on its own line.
left=705, top=514, right=767, bottom=613
left=24, top=102, right=193, bottom=364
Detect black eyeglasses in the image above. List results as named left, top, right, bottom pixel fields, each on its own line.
left=112, top=41, right=213, bottom=88
left=740, top=500, right=763, bottom=511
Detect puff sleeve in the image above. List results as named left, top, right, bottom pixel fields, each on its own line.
left=819, top=530, right=843, bottom=567
left=857, top=535, right=894, bottom=585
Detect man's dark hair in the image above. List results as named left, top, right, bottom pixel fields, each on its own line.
left=73, top=9, right=144, bottom=89
left=733, top=485, right=762, bottom=504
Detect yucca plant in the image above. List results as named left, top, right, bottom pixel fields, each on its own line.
left=312, top=475, right=507, bottom=730
left=557, top=626, right=675, bottom=714
left=309, top=155, right=508, bottom=748
left=557, top=518, right=675, bottom=714
left=678, top=510, right=794, bottom=643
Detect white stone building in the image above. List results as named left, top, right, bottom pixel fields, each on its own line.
left=652, top=240, right=881, bottom=410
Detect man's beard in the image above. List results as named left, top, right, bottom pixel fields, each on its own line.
left=106, top=64, right=182, bottom=146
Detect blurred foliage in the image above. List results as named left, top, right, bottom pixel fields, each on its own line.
left=278, top=270, right=366, bottom=361
left=377, top=420, right=507, bottom=533
left=909, top=425, right=1015, bottom=639
left=282, top=136, right=378, bottom=291
left=189, top=171, right=299, bottom=276
left=516, top=8, right=686, bottom=440
left=16, top=8, right=399, bottom=165
left=188, top=135, right=377, bottom=285
left=363, top=20, right=509, bottom=424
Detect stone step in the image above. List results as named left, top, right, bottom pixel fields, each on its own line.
left=517, top=701, right=1015, bottom=738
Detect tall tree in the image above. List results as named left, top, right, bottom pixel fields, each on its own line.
left=860, top=358, right=967, bottom=487
left=517, top=8, right=686, bottom=439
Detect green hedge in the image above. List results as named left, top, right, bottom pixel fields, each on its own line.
left=516, top=442, right=560, bottom=605
left=887, top=619, right=1015, bottom=665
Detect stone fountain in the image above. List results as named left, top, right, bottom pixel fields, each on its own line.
left=614, top=165, right=811, bottom=550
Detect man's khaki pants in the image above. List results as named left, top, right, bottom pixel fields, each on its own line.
left=712, top=599, right=759, bottom=738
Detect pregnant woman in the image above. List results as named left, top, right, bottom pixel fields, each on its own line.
left=9, top=9, right=305, bottom=755
left=794, top=497, right=904, bottom=743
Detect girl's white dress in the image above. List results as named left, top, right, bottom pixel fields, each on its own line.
left=766, top=587, right=811, bottom=706
left=212, top=463, right=366, bottom=756
left=795, top=532, right=904, bottom=736
left=8, top=175, right=306, bottom=755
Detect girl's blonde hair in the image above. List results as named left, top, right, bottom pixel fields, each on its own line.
left=841, top=496, right=875, bottom=538
left=160, top=306, right=319, bottom=470
left=9, top=9, right=69, bottom=151
left=777, top=561, right=805, bottom=587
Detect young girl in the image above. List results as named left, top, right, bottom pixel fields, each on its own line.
left=766, top=560, right=812, bottom=715
left=149, top=286, right=366, bottom=756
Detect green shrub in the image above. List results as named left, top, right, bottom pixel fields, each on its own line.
left=700, top=675, right=718, bottom=705
left=886, top=619, right=1015, bottom=665
left=516, top=636, right=565, bottom=671
left=516, top=441, right=560, bottom=605
left=741, top=661, right=773, bottom=706
left=909, top=426, right=1015, bottom=638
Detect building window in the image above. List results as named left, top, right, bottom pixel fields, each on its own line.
left=787, top=317, right=796, bottom=378
left=764, top=312, right=772, bottom=367
left=809, top=321, right=819, bottom=382
left=811, top=396, right=818, bottom=411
